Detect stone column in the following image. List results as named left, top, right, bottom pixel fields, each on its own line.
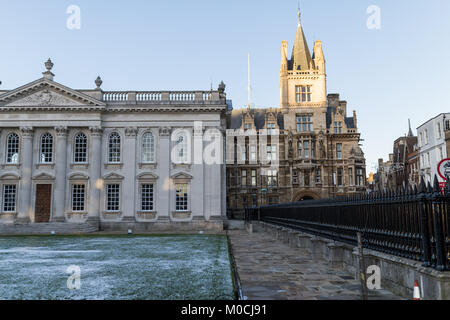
left=87, top=126, right=103, bottom=224
left=17, top=127, right=34, bottom=223
left=192, top=124, right=204, bottom=219
left=122, top=127, right=138, bottom=222
left=53, top=126, right=68, bottom=222
left=157, top=127, right=171, bottom=219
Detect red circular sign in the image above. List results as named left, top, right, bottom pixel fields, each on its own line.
left=437, top=158, right=450, bottom=181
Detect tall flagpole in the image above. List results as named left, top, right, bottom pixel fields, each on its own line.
left=248, top=52, right=251, bottom=108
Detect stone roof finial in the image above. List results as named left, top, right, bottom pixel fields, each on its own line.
left=218, top=81, right=226, bottom=93
left=95, top=76, right=103, bottom=90
left=298, top=1, right=301, bottom=26
left=43, top=58, right=55, bottom=80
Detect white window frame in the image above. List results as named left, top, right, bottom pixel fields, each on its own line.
left=108, top=132, right=121, bottom=163
left=73, top=132, right=88, bottom=164
left=39, top=133, right=54, bottom=164
left=141, top=132, right=156, bottom=163
left=71, top=183, right=86, bottom=212
left=175, top=183, right=189, bottom=212
left=5, top=133, right=20, bottom=164
left=2, top=184, right=17, bottom=213
left=140, top=183, right=155, bottom=212
left=105, top=183, right=121, bottom=212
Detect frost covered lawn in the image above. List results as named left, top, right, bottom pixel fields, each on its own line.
left=0, top=235, right=234, bottom=300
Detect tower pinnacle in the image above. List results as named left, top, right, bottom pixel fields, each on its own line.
left=298, top=2, right=301, bottom=26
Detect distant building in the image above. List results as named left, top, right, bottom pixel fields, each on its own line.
left=392, top=120, right=419, bottom=189
left=374, top=154, right=394, bottom=191
left=375, top=121, right=420, bottom=191
left=417, top=113, right=450, bottom=184
left=226, top=9, right=366, bottom=218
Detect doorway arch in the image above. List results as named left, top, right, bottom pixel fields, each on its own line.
left=293, top=191, right=320, bottom=202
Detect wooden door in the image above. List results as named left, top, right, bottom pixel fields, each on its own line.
left=35, top=184, right=52, bottom=223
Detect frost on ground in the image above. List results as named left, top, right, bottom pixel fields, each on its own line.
left=0, top=235, right=234, bottom=300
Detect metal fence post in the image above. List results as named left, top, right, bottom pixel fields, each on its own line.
left=432, top=176, right=446, bottom=271
left=418, top=178, right=432, bottom=267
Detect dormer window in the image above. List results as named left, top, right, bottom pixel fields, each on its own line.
left=244, top=123, right=252, bottom=130
left=267, top=123, right=276, bottom=135
left=334, top=122, right=342, bottom=134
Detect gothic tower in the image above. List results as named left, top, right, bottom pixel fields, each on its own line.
left=280, top=7, right=327, bottom=131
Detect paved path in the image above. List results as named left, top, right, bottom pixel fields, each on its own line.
left=228, top=230, right=403, bottom=300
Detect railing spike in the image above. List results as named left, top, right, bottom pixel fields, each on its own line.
left=418, top=177, right=426, bottom=194
left=432, top=175, right=441, bottom=194
left=413, top=184, right=418, bottom=195
left=446, top=177, right=450, bottom=196
left=426, top=181, right=433, bottom=194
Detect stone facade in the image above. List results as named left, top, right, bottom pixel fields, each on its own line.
left=226, top=12, right=366, bottom=217
left=0, top=60, right=228, bottom=231
left=417, top=113, right=449, bottom=185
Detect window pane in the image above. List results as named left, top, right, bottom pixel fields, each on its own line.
left=106, top=184, right=120, bottom=211
left=108, top=133, right=121, bottom=163
left=142, top=133, right=155, bottom=163
left=175, top=184, right=188, bottom=211
left=3, top=185, right=16, bottom=212
left=40, top=133, right=53, bottom=163
left=74, top=133, right=88, bottom=163
left=6, top=133, right=19, bottom=164
left=72, top=184, right=85, bottom=212
left=141, top=184, right=154, bottom=211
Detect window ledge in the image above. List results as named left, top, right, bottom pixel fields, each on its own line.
left=1, top=163, right=21, bottom=169
left=172, top=211, right=192, bottom=220
left=70, top=163, right=89, bottom=169
left=36, top=163, right=55, bottom=169
left=104, top=163, right=124, bottom=169
left=138, top=163, right=157, bottom=169
left=172, top=163, right=192, bottom=170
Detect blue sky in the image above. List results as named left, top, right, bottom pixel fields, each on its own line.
left=1, top=0, right=449, bottom=173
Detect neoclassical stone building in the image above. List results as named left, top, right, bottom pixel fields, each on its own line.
left=0, top=60, right=228, bottom=231
left=226, top=10, right=366, bottom=217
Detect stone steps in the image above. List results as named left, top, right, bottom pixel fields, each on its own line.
left=0, top=222, right=99, bottom=235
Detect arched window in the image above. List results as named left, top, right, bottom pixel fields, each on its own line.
left=108, top=132, right=121, bottom=163
left=142, top=132, right=155, bottom=163
left=74, top=133, right=88, bottom=163
left=175, top=134, right=187, bottom=163
left=40, top=133, right=53, bottom=163
left=6, top=133, right=19, bottom=164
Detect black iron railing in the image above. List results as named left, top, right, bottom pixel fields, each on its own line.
left=245, top=175, right=450, bottom=271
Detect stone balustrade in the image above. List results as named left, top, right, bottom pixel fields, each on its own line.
left=102, top=91, right=222, bottom=103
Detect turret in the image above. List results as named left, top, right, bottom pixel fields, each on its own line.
left=313, top=40, right=325, bottom=73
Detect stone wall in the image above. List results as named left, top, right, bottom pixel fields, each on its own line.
left=253, top=221, right=450, bottom=300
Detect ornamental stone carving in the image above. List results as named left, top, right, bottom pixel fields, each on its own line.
left=6, top=89, right=84, bottom=107
left=55, top=126, right=68, bottom=137
left=89, top=126, right=103, bottom=137
left=20, top=126, right=34, bottom=137
left=125, top=127, right=138, bottom=137
left=159, top=127, right=171, bottom=137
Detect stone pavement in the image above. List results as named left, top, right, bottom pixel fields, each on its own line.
left=228, top=230, right=403, bottom=300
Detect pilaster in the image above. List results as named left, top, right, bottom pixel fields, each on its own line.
left=122, top=127, right=138, bottom=221
left=158, top=127, right=171, bottom=218
left=53, top=126, right=68, bottom=222
left=17, top=127, right=34, bottom=223
left=87, top=126, right=103, bottom=224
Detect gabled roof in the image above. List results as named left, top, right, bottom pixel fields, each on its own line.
left=0, top=77, right=105, bottom=108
